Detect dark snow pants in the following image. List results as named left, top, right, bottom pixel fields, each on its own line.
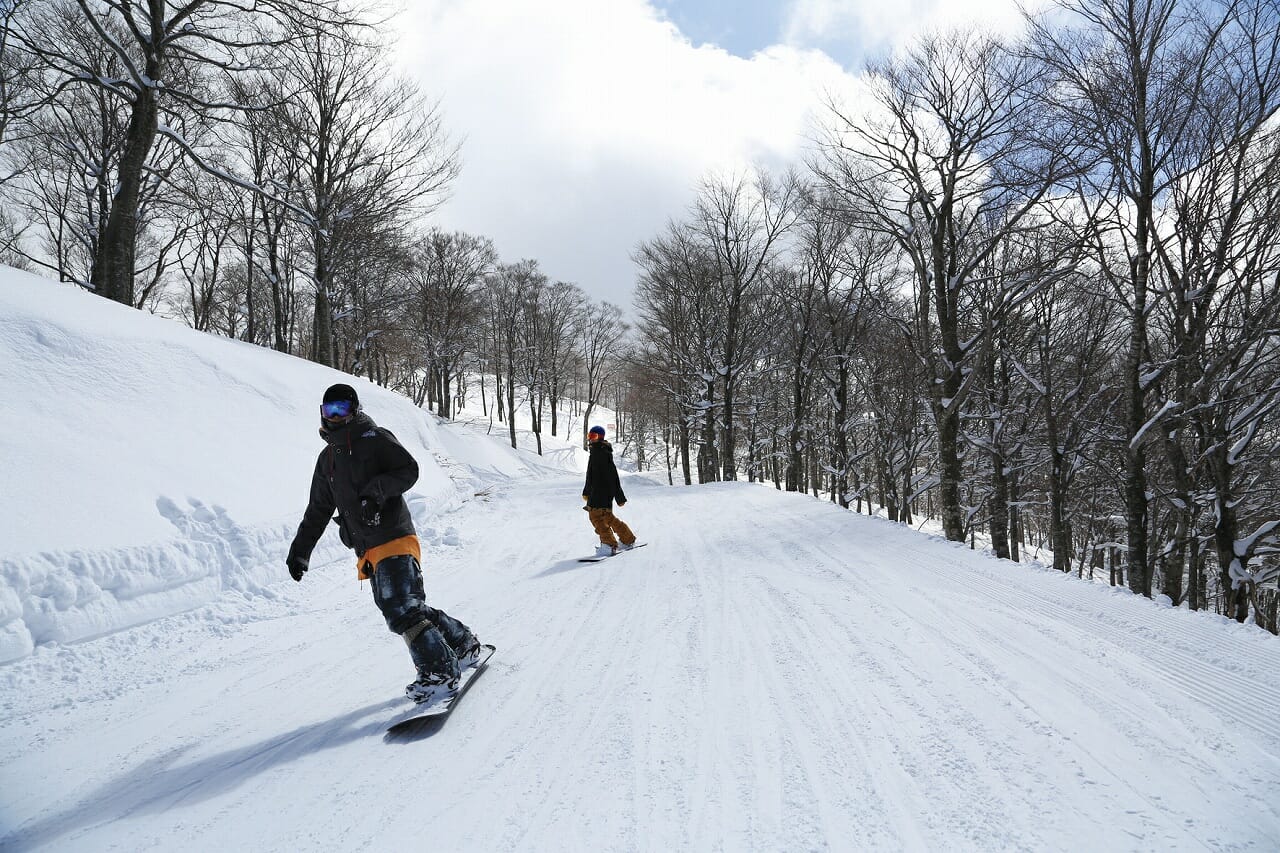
left=369, top=554, right=475, bottom=678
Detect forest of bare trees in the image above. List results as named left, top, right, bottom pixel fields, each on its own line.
left=1, top=0, right=1277, bottom=631
left=629, top=0, right=1280, bottom=632
left=0, top=0, right=630, bottom=452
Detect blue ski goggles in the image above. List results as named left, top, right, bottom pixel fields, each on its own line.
left=321, top=399, right=355, bottom=419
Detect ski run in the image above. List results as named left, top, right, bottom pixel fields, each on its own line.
left=1, top=272, right=1278, bottom=851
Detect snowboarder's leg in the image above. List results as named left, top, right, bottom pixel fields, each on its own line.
left=606, top=512, right=636, bottom=547
left=587, top=507, right=619, bottom=547
left=370, top=554, right=459, bottom=679
left=426, top=606, right=483, bottom=666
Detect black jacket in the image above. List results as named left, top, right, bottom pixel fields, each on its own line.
left=582, top=440, right=627, bottom=509
left=288, top=412, right=419, bottom=565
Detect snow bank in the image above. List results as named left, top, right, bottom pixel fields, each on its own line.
left=0, top=267, right=578, bottom=663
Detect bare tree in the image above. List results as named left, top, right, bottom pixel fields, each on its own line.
left=688, top=168, right=798, bottom=481
left=800, top=192, right=892, bottom=507
left=537, top=283, right=585, bottom=438
left=854, top=307, right=932, bottom=524
left=410, top=230, right=495, bottom=418
left=1017, top=257, right=1125, bottom=572
left=0, top=0, right=39, bottom=171
left=226, top=73, right=301, bottom=353
left=5, top=0, right=355, bottom=305
left=174, top=165, right=237, bottom=330
left=576, top=299, right=626, bottom=448
left=6, top=3, right=186, bottom=296
left=1028, top=0, right=1280, bottom=597
left=633, top=222, right=726, bottom=482
left=515, top=277, right=554, bottom=455
left=814, top=29, right=1081, bottom=544
left=1148, top=18, right=1280, bottom=618
left=274, top=21, right=459, bottom=367
left=769, top=259, right=826, bottom=492
left=486, top=260, right=544, bottom=450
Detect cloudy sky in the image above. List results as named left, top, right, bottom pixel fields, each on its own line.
left=395, top=0, right=1026, bottom=307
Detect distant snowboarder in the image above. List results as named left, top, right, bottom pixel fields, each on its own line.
left=286, top=383, right=483, bottom=706
left=581, top=425, right=638, bottom=557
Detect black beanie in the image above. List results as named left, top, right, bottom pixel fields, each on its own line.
left=323, top=383, right=359, bottom=407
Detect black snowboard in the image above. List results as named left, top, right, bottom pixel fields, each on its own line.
left=578, top=543, right=648, bottom=563
left=386, top=644, right=495, bottom=733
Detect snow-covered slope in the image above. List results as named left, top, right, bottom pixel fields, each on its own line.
left=3, top=475, right=1279, bottom=851
left=0, top=268, right=580, bottom=663
left=2, top=267, right=1279, bottom=851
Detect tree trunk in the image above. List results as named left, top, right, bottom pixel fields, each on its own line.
left=679, top=420, right=692, bottom=486
left=833, top=370, right=850, bottom=508
left=988, top=454, right=1011, bottom=560
left=495, top=358, right=505, bottom=422
left=1212, top=467, right=1251, bottom=623
left=1049, top=453, right=1071, bottom=572
left=902, top=470, right=913, bottom=525
left=937, top=407, right=964, bottom=541
left=244, top=220, right=257, bottom=344
left=313, top=283, right=333, bottom=367
left=505, top=365, right=517, bottom=450
left=699, top=382, right=718, bottom=483
left=1124, top=198, right=1154, bottom=596
left=786, top=420, right=803, bottom=493
left=531, top=391, right=543, bottom=455
left=880, top=464, right=898, bottom=523
left=95, top=85, right=159, bottom=305
left=582, top=401, right=595, bottom=449
left=721, top=378, right=737, bottom=482
left=1008, top=471, right=1021, bottom=563
left=986, top=344, right=1010, bottom=559
left=262, top=209, right=290, bottom=353
left=440, top=366, right=452, bottom=419
left=1187, top=537, right=1200, bottom=611
left=664, top=422, right=674, bottom=485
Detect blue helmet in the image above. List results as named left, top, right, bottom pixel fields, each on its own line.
left=588, top=425, right=606, bottom=438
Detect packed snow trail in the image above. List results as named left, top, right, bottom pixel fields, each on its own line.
left=2, top=476, right=1279, bottom=851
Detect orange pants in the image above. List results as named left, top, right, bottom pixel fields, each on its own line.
left=588, top=507, right=635, bottom=547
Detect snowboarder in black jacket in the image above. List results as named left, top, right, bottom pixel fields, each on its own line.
left=581, top=425, right=638, bottom=557
left=286, top=383, right=482, bottom=704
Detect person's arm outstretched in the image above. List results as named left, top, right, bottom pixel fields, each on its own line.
left=287, top=454, right=335, bottom=581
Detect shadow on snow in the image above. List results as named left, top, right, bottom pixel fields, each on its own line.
left=1, top=697, right=406, bottom=852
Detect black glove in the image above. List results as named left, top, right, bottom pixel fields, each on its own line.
left=360, top=497, right=382, bottom=527
left=286, top=552, right=309, bottom=582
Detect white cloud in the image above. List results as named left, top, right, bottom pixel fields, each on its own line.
left=394, top=0, right=854, bottom=305
left=783, top=0, right=1030, bottom=58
